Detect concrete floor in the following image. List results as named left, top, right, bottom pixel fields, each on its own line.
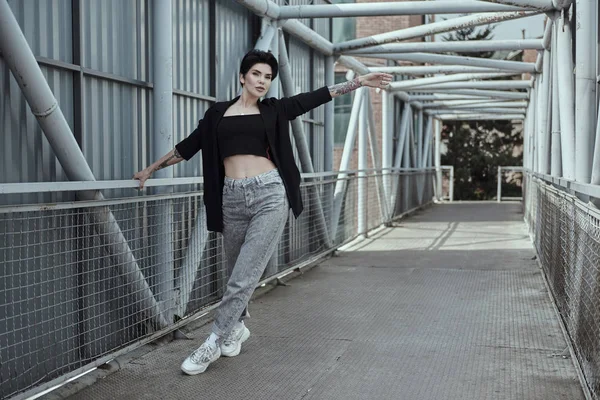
left=62, top=202, right=584, bottom=400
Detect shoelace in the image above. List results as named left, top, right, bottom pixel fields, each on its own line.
left=223, top=328, right=241, bottom=346
left=190, top=343, right=214, bottom=364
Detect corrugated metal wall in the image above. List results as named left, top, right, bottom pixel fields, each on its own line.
left=0, top=1, right=334, bottom=398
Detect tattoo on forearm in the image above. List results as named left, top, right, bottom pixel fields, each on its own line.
left=174, top=148, right=182, bottom=159
left=328, top=78, right=361, bottom=96
left=154, top=151, right=179, bottom=172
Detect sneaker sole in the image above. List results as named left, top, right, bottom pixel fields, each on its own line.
left=221, top=327, right=250, bottom=357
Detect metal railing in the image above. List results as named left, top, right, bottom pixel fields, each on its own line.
left=524, top=172, right=600, bottom=400
left=0, top=168, right=434, bottom=400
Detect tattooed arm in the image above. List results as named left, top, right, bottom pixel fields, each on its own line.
left=133, top=148, right=184, bottom=189
left=328, top=72, right=394, bottom=98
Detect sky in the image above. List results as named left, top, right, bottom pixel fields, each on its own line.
left=432, top=2, right=546, bottom=41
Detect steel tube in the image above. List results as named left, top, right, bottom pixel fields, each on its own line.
left=357, top=99, right=368, bottom=236
left=427, top=107, right=527, bottom=114
left=574, top=0, right=596, bottom=183
left=421, top=116, right=433, bottom=169
left=550, top=19, right=562, bottom=177
left=481, top=0, right=563, bottom=10
left=369, top=66, right=516, bottom=75
left=278, top=2, right=537, bottom=19
left=438, top=114, right=526, bottom=120
left=409, top=89, right=530, bottom=100
left=363, top=52, right=537, bottom=73
left=278, top=31, right=331, bottom=246
left=365, top=91, right=390, bottom=222
left=390, top=72, right=519, bottom=90
left=152, top=0, right=175, bottom=320
left=394, top=80, right=531, bottom=91
left=331, top=88, right=365, bottom=240
left=281, top=19, right=334, bottom=55
left=409, top=94, right=506, bottom=101
left=382, top=90, right=392, bottom=204
left=324, top=55, right=335, bottom=173
left=344, top=39, right=544, bottom=55
left=556, top=11, right=576, bottom=180
left=537, top=48, right=552, bottom=174
left=0, top=0, right=168, bottom=329
left=424, top=100, right=527, bottom=108
left=254, top=19, right=276, bottom=51
left=335, top=11, right=539, bottom=52
left=234, top=0, right=280, bottom=19
left=435, top=119, right=442, bottom=200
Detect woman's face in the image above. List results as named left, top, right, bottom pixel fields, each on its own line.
left=240, top=63, right=273, bottom=98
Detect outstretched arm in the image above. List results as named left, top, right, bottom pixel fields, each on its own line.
left=328, top=72, right=393, bottom=98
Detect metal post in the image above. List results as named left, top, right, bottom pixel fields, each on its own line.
left=550, top=19, right=562, bottom=177
left=331, top=88, right=365, bottom=240
left=358, top=98, right=368, bottom=236
left=323, top=55, right=335, bottom=229
left=334, top=11, right=538, bottom=52
left=382, top=89, right=392, bottom=202
left=391, top=102, right=411, bottom=208
left=421, top=116, right=433, bottom=169
left=575, top=0, right=596, bottom=183
left=255, top=18, right=276, bottom=51
left=266, top=22, right=280, bottom=98
left=0, top=0, right=168, bottom=329
left=278, top=30, right=331, bottom=246
left=557, top=10, right=576, bottom=180
left=435, top=119, right=442, bottom=201
left=417, top=109, right=424, bottom=169
left=152, top=0, right=175, bottom=320
left=365, top=90, right=390, bottom=223
left=497, top=166, right=503, bottom=202
left=538, top=48, right=552, bottom=174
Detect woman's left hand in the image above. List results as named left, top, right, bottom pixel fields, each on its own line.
left=359, top=72, right=394, bottom=90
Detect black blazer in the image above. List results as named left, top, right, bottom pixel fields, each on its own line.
left=175, top=86, right=333, bottom=232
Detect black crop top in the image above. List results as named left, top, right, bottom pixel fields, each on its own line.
left=217, top=114, right=268, bottom=162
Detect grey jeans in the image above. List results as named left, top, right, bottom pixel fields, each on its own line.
left=212, top=169, right=289, bottom=338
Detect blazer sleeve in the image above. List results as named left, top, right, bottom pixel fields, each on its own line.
left=175, top=118, right=206, bottom=161
left=277, top=86, right=333, bottom=121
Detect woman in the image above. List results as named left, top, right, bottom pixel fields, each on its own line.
left=133, top=49, right=392, bottom=375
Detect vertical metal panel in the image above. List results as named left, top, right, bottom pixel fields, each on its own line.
left=6, top=0, right=73, bottom=63
left=172, top=0, right=210, bottom=94
left=215, top=0, right=254, bottom=101
left=1, top=1, right=74, bottom=206
left=81, top=77, right=152, bottom=198
left=81, top=0, right=150, bottom=81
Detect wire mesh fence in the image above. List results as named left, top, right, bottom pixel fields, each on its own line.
left=524, top=173, right=600, bottom=399
left=0, top=168, right=435, bottom=399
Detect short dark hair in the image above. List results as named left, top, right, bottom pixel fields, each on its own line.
left=239, top=49, right=278, bottom=81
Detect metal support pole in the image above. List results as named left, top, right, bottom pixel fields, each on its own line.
left=255, top=18, right=276, bottom=51
left=266, top=23, right=280, bottom=98
left=365, top=52, right=537, bottom=73
left=382, top=90, right=392, bottom=202
left=334, top=11, right=538, bottom=52
left=497, top=167, right=502, bottom=202
left=537, top=48, right=552, bottom=174
left=390, top=72, right=520, bottom=91
left=435, top=119, right=442, bottom=201
left=0, top=0, right=168, bottom=329
left=410, top=89, right=530, bottom=100
left=365, top=90, right=390, bottom=222
left=331, top=88, right=365, bottom=240
left=277, top=2, right=538, bottom=19
left=358, top=98, right=368, bottom=236
left=575, top=0, right=596, bottom=183
left=557, top=10, right=576, bottom=180
left=425, top=100, right=528, bottom=109
left=152, top=0, right=175, bottom=320
left=278, top=30, right=331, bottom=247
left=417, top=109, right=424, bottom=169
left=323, top=55, right=335, bottom=227
left=421, top=116, right=433, bottom=169
left=481, top=0, right=555, bottom=9
left=395, top=80, right=532, bottom=91
left=369, top=65, right=519, bottom=75
left=391, top=103, right=411, bottom=208
left=550, top=19, right=562, bottom=177
left=343, top=39, right=544, bottom=55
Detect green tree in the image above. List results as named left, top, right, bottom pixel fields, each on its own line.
left=441, top=22, right=523, bottom=200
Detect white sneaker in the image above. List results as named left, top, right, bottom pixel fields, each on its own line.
left=181, top=341, right=221, bottom=375
left=221, top=323, right=251, bottom=357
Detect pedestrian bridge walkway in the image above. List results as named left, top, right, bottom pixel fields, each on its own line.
left=62, top=203, right=584, bottom=400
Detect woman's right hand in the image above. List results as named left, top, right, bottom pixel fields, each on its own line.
left=133, top=168, right=152, bottom=189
